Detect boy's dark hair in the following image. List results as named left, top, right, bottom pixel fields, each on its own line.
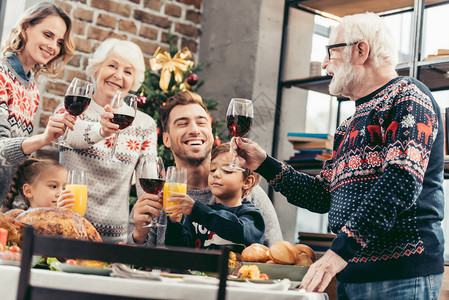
left=211, top=142, right=261, bottom=198
left=160, top=91, right=209, bottom=132
left=2, top=158, right=63, bottom=212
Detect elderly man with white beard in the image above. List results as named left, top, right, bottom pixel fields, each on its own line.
left=230, top=12, right=445, bottom=300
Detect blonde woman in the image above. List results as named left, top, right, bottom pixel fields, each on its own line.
left=0, top=2, right=75, bottom=205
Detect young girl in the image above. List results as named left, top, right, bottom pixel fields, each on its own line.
left=0, top=2, right=76, bottom=203
left=165, top=143, right=265, bottom=252
left=2, top=158, right=74, bottom=212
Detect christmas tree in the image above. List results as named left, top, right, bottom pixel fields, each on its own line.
left=136, top=35, right=225, bottom=167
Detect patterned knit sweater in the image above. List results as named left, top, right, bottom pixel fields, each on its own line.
left=0, top=55, right=38, bottom=202
left=60, top=99, right=157, bottom=243
left=257, top=77, right=444, bottom=283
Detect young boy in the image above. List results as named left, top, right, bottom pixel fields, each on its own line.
left=165, top=143, right=265, bottom=252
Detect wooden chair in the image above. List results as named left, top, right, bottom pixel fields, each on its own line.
left=17, top=225, right=230, bottom=300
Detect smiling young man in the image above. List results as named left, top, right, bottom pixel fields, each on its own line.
left=128, top=91, right=283, bottom=247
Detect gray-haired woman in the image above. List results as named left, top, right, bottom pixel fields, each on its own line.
left=59, top=38, right=157, bottom=243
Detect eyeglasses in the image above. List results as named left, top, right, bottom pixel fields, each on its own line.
left=325, top=42, right=359, bottom=60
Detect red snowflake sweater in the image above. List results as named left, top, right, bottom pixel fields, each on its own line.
left=0, top=56, right=39, bottom=201
left=257, top=77, right=444, bottom=283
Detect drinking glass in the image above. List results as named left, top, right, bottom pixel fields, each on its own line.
left=54, top=78, right=93, bottom=148
left=109, top=91, right=138, bottom=160
left=139, top=156, right=166, bottom=228
left=66, top=170, right=88, bottom=216
left=222, top=98, right=253, bottom=172
left=163, top=167, right=187, bottom=215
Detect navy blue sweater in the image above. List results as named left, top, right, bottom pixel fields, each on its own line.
left=165, top=200, right=265, bottom=252
left=257, top=77, right=444, bottom=283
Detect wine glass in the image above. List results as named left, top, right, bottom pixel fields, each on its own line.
left=222, top=98, right=253, bottom=172
left=139, top=156, right=166, bottom=228
left=54, top=78, right=93, bottom=148
left=109, top=91, right=138, bottom=160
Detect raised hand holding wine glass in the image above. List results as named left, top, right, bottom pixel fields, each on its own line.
left=109, top=91, right=138, bottom=160
left=54, top=78, right=93, bottom=148
left=139, top=156, right=166, bottom=228
left=222, top=98, right=253, bottom=171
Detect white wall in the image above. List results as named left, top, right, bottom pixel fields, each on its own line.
left=272, top=9, right=316, bottom=242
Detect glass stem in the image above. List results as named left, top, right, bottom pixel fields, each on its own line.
left=60, top=127, right=69, bottom=143
left=111, top=132, right=120, bottom=157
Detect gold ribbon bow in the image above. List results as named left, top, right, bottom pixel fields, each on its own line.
left=149, top=46, right=194, bottom=93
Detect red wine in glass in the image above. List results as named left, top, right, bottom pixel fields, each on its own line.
left=54, top=78, right=93, bottom=148
left=112, top=114, right=135, bottom=129
left=139, top=178, right=165, bottom=194
left=222, top=98, right=254, bottom=172
left=109, top=92, right=138, bottom=160
left=139, top=156, right=166, bottom=228
left=65, top=95, right=91, bottom=116
left=226, top=115, right=253, bottom=137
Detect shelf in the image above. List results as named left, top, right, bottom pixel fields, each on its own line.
left=281, top=59, right=449, bottom=95
left=297, top=231, right=335, bottom=249
left=293, top=0, right=448, bottom=18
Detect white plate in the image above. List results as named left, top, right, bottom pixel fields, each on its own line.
left=50, top=261, right=112, bottom=276
left=0, top=255, right=41, bottom=267
left=0, top=259, right=20, bottom=266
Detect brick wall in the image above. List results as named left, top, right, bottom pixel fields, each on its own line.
left=37, top=0, right=203, bottom=138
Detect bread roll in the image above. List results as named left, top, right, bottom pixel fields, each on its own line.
left=295, top=252, right=313, bottom=266
left=241, top=243, right=269, bottom=262
left=293, top=244, right=316, bottom=262
left=238, top=265, right=260, bottom=279
left=269, top=241, right=297, bottom=264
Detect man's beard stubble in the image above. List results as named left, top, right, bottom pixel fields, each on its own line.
left=176, top=144, right=212, bottom=167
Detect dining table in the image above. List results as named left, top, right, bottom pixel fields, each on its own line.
left=0, top=264, right=329, bottom=300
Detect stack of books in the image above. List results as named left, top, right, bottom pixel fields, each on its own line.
left=423, top=49, right=449, bottom=61
left=285, top=133, right=333, bottom=172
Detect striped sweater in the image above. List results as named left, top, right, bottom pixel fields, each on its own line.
left=257, top=77, right=444, bottom=283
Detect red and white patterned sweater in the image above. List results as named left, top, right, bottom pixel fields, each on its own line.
left=0, top=57, right=39, bottom=201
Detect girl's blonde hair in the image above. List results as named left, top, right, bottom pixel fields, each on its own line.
left=2, top=158, right=64, bottom=212
left=1, top=2, right=75, bottom=79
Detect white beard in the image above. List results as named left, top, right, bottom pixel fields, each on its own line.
left=328, top=58, right=363, bottom=97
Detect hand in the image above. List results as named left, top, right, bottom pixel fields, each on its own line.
left=232, top=137, right=267, bottom=171
left=132, top=193, right=163, bottom=244
left=99, top=105, right=120, bottom=138
left=57, top=189, right=75, bottom=208
left=165, top=193, right=195, bottom=217
left=300, top=250, right=347, bottom=293
left=42, top=112, right=76, bottom=144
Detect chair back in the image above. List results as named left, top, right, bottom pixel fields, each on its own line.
left=17, top=225, right=230, bottom=300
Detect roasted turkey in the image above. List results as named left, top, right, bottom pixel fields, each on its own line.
left=0, top=207, right=102, bottom=246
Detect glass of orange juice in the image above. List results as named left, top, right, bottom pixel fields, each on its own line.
left=66, top=170, right=87, bottom=216
left=163, top=167, right=187, bottom=215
